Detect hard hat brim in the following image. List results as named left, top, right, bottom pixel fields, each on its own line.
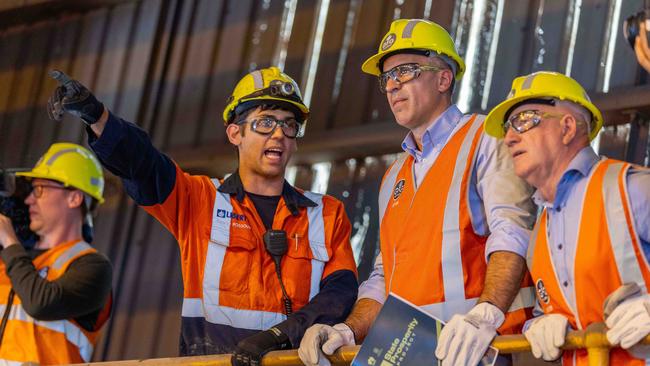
left=16, top=170, right=105, bottom=204
left=223, top=96, right=309, bottom=125
left=361, top=48, right=465, bottom=80
left=485, top=94, right=604, bottom=141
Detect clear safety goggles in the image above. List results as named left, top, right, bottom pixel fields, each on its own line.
left=378, top=63, right=445, bottom=93
left=241, top=116, right=304, bottom=139
left=503, top=110, right=566, bottom=134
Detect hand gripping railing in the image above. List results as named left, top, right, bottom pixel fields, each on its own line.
left=85, top=323, right=650, bottom=366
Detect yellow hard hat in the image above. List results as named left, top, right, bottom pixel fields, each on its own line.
left=222, top=66, right=309, bottom=125
left=17, top=142, right=105, bottom=203
left=484, top=71, right=603, bottom=141
left=361, top=19, right=465, bottom=79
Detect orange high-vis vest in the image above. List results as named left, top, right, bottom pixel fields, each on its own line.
left=527, top=159, right=650, bottom=365
left=378, top=114, right=534, bottom=334
left=0, top=241, right=111, bottom=365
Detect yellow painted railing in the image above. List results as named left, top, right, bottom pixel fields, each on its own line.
left=85, top=322, right=650, bottom=366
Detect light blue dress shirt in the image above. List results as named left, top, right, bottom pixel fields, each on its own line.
left=358, top=105, right=536, bottom=304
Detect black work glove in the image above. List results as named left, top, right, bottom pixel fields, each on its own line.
left=231, top=327, right=291, bottom=366
left=47, top=69, right=104, bottom=125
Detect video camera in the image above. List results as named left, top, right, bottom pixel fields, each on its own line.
left=624, top=1, right=650, bottom=49
left=0, top=169, right=38, bottom=249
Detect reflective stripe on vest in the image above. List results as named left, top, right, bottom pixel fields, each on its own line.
left=181, top=179, right=327, bottom=330
left=0, top=360, right=23, bottom=366
left=603, top=162, right=648, bottom=291
left=302, top=190, right=329, bottom=300
left=52, top=241, right=93, bottom=271
left=0, top=304, right=93, bottom=362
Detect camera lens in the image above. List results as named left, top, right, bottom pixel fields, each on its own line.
left=279, top=82, right=295, bottom=96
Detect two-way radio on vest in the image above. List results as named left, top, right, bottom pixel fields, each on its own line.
left=263, top=230, right=293, bottom=316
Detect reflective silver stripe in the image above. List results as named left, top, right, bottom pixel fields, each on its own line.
left=46, top=148, right=81, bottom=166
left=205, top=179, right=232, bottom=324
left=52, top=241, right=92, bottom=270
left=0, top=359, right=24, bottom=365
left=0, top=304, right=93, bottom=362
left=440, top=114, right=483, bottom=318
left=251, top=70, right=264, bottom=90
left=210, top=179, right=231, bottom=246
left=402, top=20, right=419, bottom=39
left=602, top=163, right=646, bottom=291
left=521, top=73, right=537, bottom=90
left=378, top=154, right=407, bottom=224
left=182, top=298, right=286, bottom=330
left=302, top=191, right=329, bottom=261
left=303, top=191, right=329, bottom=300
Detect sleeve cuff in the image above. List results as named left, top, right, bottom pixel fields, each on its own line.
left=87, top=111, right=125, bottom=158
left=485, top=226, right=530, bottom=260
left=358, top=279, right=386, bottom=304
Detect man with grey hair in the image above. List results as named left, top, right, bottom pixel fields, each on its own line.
left=299, top=18, right=537, bottom=366
left=484, top=71, right=650, bottom=364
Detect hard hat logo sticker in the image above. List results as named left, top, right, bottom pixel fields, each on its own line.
left=393, top=179, right=405, bottom=200
left=382, top=33, right=397, bottom=51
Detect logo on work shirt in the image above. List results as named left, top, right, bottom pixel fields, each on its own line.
left=381, top=33, right=396, bottom=51
left=393, top=179, right=405, bottom=200
left=536, top=279, right=550, bottom=304
left=38, top=267, right=49, bottom=279
left=216, top=209, right=246, bottom=221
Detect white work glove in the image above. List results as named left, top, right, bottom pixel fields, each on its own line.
left=523, top=314, right=569, bottom=361
left=605, top=291, right=650, bottom=350
left=435, top=302, right=504, bottom=366
left=298, top=323, right=355, bottom=366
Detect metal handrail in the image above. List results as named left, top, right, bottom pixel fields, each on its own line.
left=84, top=322, right=650, bottom=366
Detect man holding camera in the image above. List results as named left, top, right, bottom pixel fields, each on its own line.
left=0, top=142, right=112, bottom=365
left=47, top=67, right=358, bottom=365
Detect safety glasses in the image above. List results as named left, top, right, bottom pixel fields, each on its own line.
left=31, top=184, right=72, bottom=198
left=378, top=63, right=445, bottom=93
left=503, top=110, right=566, bottom=134
left=242, top=116, right=304, bottom=139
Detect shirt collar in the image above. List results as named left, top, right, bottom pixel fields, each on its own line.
left=217, top=171, right=317, bottom=215
left=531, top=146, right=600, bottom=208
left=401, top=104, right=463, bottom=159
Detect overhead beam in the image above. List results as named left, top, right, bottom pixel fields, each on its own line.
left=592, top=84, right=650, bottom=124
left=0, top=0, right=135, bottom=30
left=168, top=85, right=650, bottom=175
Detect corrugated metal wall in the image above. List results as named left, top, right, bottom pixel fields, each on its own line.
left=0, top=0, right=649, bottom=360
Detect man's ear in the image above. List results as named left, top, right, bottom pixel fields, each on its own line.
left=67, top=190, right=84, bottom=209
left=560, top=114, right=579, bottom=145
left=436, top=69, right=453, bottom=93
left=226, top=123, right=242, bottom=145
